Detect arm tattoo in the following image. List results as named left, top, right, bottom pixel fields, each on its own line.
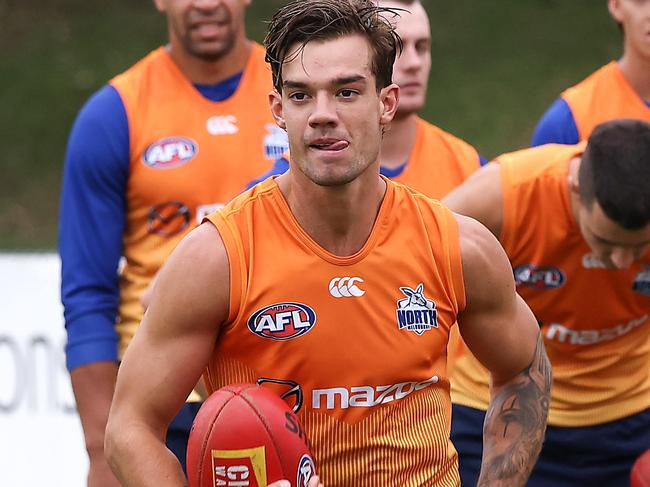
left=478, top=333, right=552, bottom=486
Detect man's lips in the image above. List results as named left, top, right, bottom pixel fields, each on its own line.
left=191, top=21, right=228, bottom=38
left=400, top=82, right=422, bottom=90
left=309, top=139, right=350, bottom=151
left=193, top=23, right=223, bottom=37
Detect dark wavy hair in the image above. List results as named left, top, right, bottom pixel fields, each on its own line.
left=264, top=0, right=403, bottom=92
left=579, top=119, right=650, bottom=230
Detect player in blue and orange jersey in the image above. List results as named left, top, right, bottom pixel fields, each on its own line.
left=105, top=2, right=551, bottom=486
left=532, top=0, right=650, bottom=146
left=58, top=0, right=287, bottom=484
left=445, top=119, right=650, bottom=487
left=246, top=0, right=486, bottom=198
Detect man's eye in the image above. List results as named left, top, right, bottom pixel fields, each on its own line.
left=339, top=89, right=356, bottom=97
left=290, top=92, right=307, bottom=101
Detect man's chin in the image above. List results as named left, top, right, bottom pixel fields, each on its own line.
left=184, top=39, right=235, bottom=62
left=394, top=103, right=423, bottom=120
left=302, top=167, right=360, bottom=187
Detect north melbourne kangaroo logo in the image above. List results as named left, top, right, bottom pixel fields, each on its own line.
left=396, top=283, right=438, bottom=335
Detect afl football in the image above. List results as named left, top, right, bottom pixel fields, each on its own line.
left=186, top=384, right=316, bottom=487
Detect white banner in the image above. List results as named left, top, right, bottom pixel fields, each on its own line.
left=0, top=253, right=87, bottom=486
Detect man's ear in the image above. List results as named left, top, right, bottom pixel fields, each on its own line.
left=153, top=0, right=166, bottom=13
left=379, top=84, right=400, bottom=126
left=269, top=90, right=286, bottom=130
left=607, top=0, right=623, bottom=24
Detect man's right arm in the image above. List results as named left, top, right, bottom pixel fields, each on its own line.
left=59, top=84, right=129, bottom=486
left=104, top=222, right=320, bottom=486
left=455, top=215, right=551, bottom=487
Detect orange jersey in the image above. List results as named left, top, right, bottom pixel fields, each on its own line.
left=562, top=61, right=650, bottom=141
left=204, top=177, right=465, bottom=486
left=390, top=118, right=481, bottom=199
left=109, top=43, right=286, bottom=358
left=451, top=143, right=650, bottom=427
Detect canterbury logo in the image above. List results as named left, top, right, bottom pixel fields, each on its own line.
left=206, top=115, right=238, bottom=135
left=329, top=277, right=365, bottom=298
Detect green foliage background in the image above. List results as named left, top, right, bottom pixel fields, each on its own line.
left=0, top=0, right=620, bottom=249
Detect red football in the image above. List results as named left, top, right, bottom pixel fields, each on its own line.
left=186, top=384, right=316, bottom=487
left=632, top=449, right=650, bottom=487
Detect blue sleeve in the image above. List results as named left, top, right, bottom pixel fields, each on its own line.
left=531, top=98, right=580, bottom=146
left=245, top=157, right=290, bottom=190
left=478, top=154, right=488, bottom=166
left=58, top=85, right=129, bottom=371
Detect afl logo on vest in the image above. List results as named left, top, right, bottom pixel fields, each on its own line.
left=513, top=264, right=565, bottom=290
left=142, top=136, right=198, bottom=169
left=396, top=283, right=438, bottom=336
left=247, top=303, right=317, bottom=340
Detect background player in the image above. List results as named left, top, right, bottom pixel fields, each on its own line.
left=58, top=0, right=287, bottom=485
left=246, top=0, right=485, bottom=199
left=104, top=1, right=551, bottom=485
left=532, top=0, right=650, bottom=145
left=445, top=119, right=650, bottom=486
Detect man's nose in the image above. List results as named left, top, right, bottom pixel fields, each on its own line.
left=400, top=44, right=422, bottom=71
left=610, top=247, right=635, bottom=270
left=308, top=93, right=338, bottom=127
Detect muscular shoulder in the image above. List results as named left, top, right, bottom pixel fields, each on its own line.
left=167, top=222, right=229, bottom=285
left=150, top=222, right=231, bottom=329
left=455, top=213, right=514, bottom=312
left=443, top=162, right=503, bottom=237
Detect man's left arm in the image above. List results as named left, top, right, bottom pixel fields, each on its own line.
left=455, top=214, right=552, bottom=487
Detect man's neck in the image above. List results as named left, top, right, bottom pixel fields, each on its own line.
left=167, top=38, right=252, bottom=85
left=380, top=113, right=418, bottom=169
left=618, top=48, right=650, bottom=101
left=276, top=168, right=387, bottom=256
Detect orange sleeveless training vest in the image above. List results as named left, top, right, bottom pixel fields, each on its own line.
left=205, top=177, right=465, bottom=486
left=451, top=143, right=650, bottom=426
left=109, top=43, right=286, bottom=358
left=392, top=117, right=481, bottom=199
left=562, top=61, right=650, bottom=141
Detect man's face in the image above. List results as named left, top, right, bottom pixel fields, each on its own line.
left=609, top=0, right=650, bottom=59
left=578, top=199, right=650, bottom=269
left=382, top=1, right=431, bottom=117
left=270, top=34, right=398, bottom=187
left=155, top=0, right=250, bottom=61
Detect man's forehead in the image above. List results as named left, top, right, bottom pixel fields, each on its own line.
left=281, top=35, right=373, bottom=81
left=380, top=1, right=429, bottom=31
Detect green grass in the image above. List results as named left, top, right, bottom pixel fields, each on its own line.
left=0, top=0, right=620, bottom=248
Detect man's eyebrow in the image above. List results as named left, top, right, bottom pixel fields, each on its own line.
left=283, top=80, right=309, bottom=90
left=332, top=75, right=366, bottom=86
left=282, top=75, right=367, bottom=90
